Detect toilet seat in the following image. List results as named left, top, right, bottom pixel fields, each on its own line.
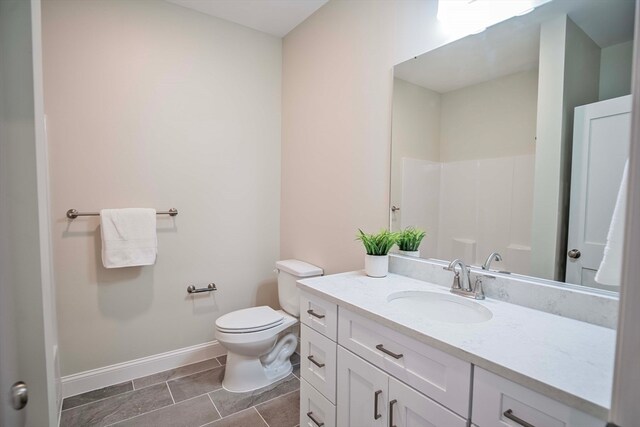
left=216, top=306, right=284, bottom=334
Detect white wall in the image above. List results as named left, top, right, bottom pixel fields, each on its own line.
left=531, top=15, right=600, bottom=280
left=439, top=69, right=538, bottom=162
left=281, top=0, right=455, bottom=274
left=43, top=0, right=282, bottom=375
left=599, top=40, right=633, bottom=101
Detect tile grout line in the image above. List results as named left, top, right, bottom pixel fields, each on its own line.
left=67, top=356, right=300, bottom=426
left=132, top=358, right=224, bottom=390
left=250, top=387, right=301, bottom=416
left=206, top=379, right=300, bottom=421
left=207, top=393, right=223, bottom=420
left=166, top=381, right=176, bottom=405
left=87, top=384, right=299, bottom=427
left=103, top=390, right=212, bottom=427
left=65, top=358, right=225, bottom=412
left=253, top=406, right=271, bottom=427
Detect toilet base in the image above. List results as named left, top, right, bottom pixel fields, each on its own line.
left=222, top=332, right=297, bottom=393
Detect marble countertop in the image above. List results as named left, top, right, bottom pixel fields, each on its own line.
left=297, top=271, right=616, bottom=420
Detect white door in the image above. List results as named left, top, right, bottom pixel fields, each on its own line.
left=566, top=95, right=632, bottom=288
left=610, top=6, right=640, bottom=425
left=0, top=0, right=59, bottom=425
left=388, top=377, right=467, bottom=427
left=337, top=346, right=388, bottom=427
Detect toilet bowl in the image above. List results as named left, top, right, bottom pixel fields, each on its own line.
left=215, top=260, right=323, bottom=393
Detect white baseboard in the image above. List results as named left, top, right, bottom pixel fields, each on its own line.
left=61, top=340, right=225, bottom=398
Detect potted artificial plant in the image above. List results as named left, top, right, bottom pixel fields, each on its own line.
left=397, top=227, right=426, bottom=257
left=357, top=229, right=398, bottom=277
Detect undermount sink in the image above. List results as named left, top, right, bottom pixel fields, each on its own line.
left=387, top=290, right=493, bottom=324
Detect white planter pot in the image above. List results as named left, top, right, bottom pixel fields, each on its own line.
left=398, top=250, right=420, bottom=257
left=365, top=254, right=389, bottom=278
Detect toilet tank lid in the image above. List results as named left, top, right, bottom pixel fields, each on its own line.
left=276, top=259, right=323, bottom=278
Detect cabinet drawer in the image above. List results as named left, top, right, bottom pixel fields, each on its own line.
left=338, top=308, right=471, bottom=417
left=472, top=368, right=602, bottom=427
left=300, top=378, right=336, bottom=427
left=301, top=324, right=337, bottom=403
left=389, top=377, right=467, bottom=427
left=300, top=291, right=338, bottom=341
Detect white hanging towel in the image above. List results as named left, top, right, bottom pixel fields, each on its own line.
left=595, top=160, right=629, bottom=286
left=100, top=208, right=157, bottom=268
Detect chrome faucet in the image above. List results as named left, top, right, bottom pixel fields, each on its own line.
left=444, top=259, right=487, bottom=300
left=445, top=259, right=472, bottom=292
left=482, top=252, right=502, bottom=271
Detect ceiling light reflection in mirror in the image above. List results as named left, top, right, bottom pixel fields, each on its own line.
left=437, top=0, right=553, bottom=36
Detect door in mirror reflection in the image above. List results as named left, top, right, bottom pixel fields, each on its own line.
left=566, top=96, right=631, bottom=291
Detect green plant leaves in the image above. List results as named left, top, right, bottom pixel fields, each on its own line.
left=356, top=229, right=399, bottom=255
left=397, top=227, right=426, bottom=251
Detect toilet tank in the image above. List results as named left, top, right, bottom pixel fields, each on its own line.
left=276, top=259, right=323, bottom=317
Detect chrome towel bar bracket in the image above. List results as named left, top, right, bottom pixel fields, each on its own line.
left=66, top=208, right=178, bottom=219
left=187, top=283, right=217, bottom=294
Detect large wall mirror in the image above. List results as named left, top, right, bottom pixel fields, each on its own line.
left=390, top=0, right=635, bottom=292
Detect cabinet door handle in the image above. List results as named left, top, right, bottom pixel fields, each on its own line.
left=503, top=409, right=535, bottom=427
left=389, top=399, right=398, bottom=427
left=307, top=309, right=325, bottom=319
left=307, top=411, right=324, bottom=427
left=374, top=390, right=382, bottom=420
left=307, top=355, right=325, bottom=368
left=376, top=344, right=403, bottom=359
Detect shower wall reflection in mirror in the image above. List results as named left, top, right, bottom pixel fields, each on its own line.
left=390, top=0, right=635, bottom=292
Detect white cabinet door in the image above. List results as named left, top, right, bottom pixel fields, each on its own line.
left=566, top=95, right=631, bottom=288
left=388, top=378, right=467, bottom=427
left=337, top=346, right=388, bottom=427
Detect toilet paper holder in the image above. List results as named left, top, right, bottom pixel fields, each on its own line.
left=187, top=283, right=217, bottom=294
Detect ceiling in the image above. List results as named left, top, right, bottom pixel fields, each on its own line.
left=165, top=0, right=328, bottom=37
left=394, top=0, right=636, bottom=93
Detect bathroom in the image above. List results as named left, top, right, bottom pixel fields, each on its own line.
left=1, top=0, right=639, bottom=426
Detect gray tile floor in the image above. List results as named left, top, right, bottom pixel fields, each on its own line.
left=60, top=354, right=301, bottom=427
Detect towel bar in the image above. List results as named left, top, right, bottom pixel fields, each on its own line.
left=66, top=208, right=178, bottom=219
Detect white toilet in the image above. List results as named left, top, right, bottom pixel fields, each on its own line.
left=215, top=259, right=323, bottom=393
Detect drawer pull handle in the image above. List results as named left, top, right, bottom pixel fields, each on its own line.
left=389, top=399, right=398, bottom=427
left=307, top=355, right=325, bottom=368
left=503, top=409, right=535, bottom=427
left=376, top=344, right=403, bottom=359
left=307, top=411, right=324, bottom=427
left=374, top=390, right=382, bottom=420
left=307, top=309, right=325, bottom=319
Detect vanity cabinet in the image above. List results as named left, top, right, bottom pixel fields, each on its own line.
left=337, top=346, right=467, bottom=427
left=299, top=290, right=604, bottom=427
